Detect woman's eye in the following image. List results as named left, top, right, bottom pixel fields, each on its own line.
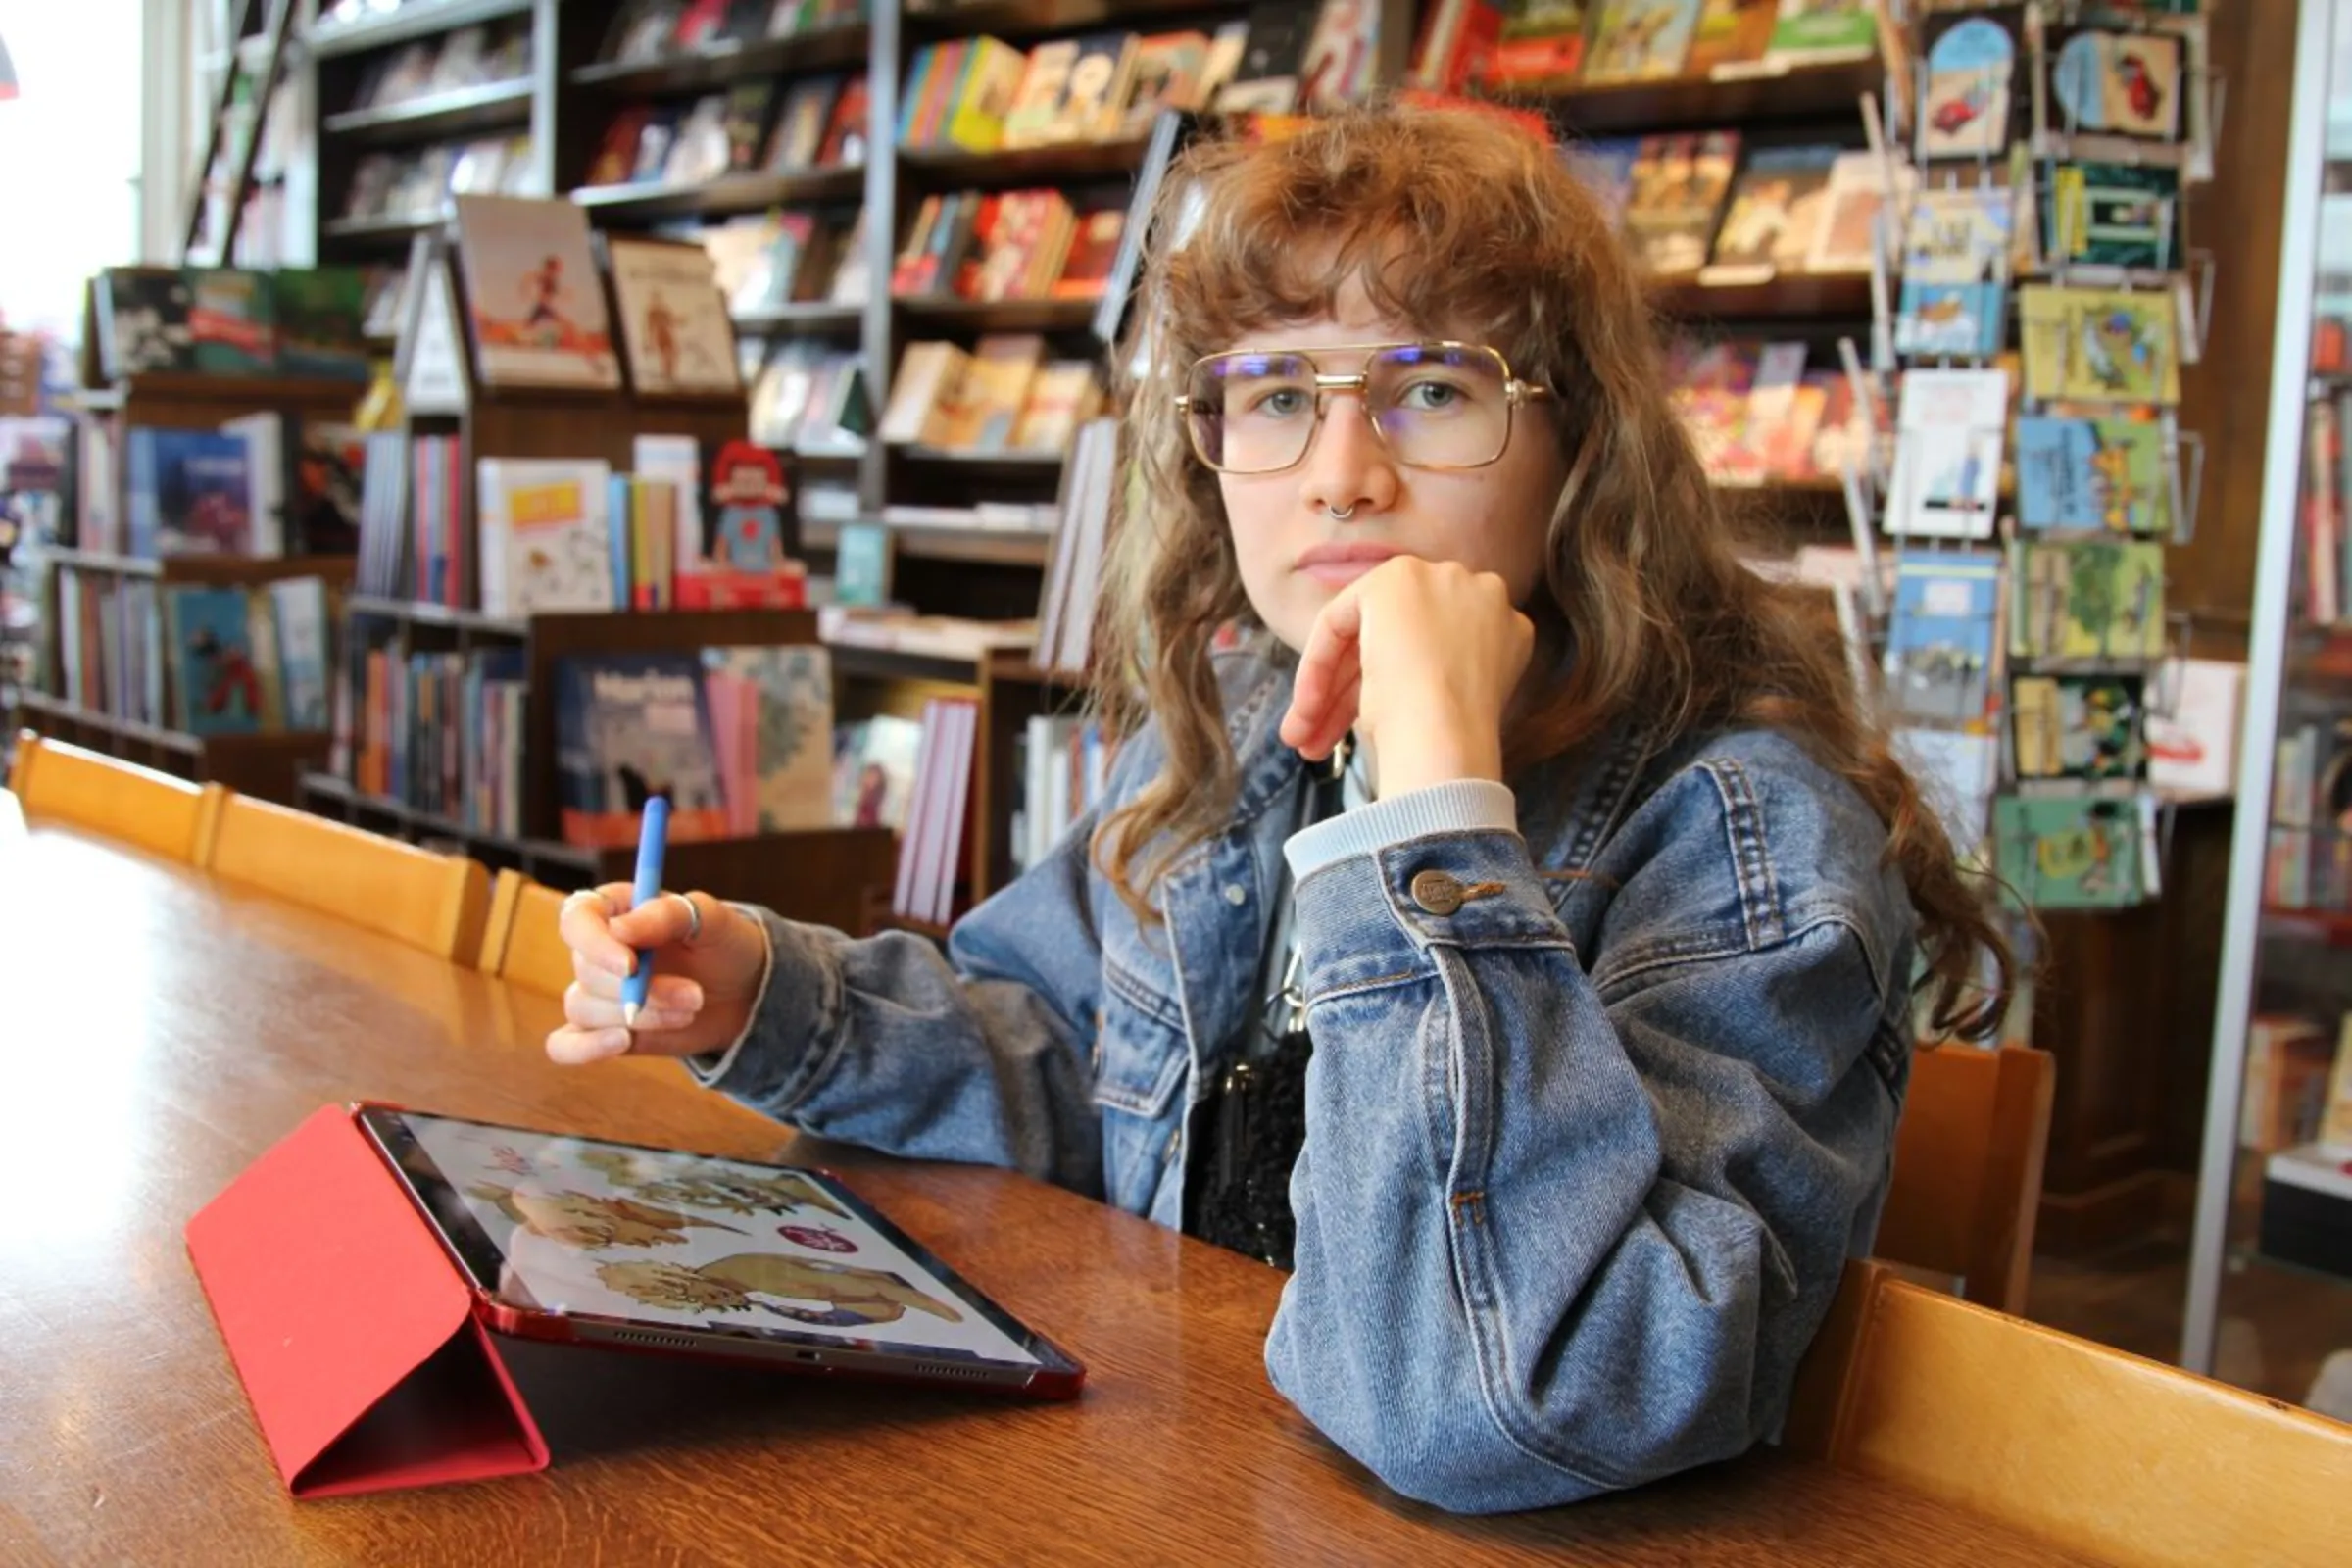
left=1248, top=386, right=1310, bottom=417
left=1397, top=379, right=1464, bottom=412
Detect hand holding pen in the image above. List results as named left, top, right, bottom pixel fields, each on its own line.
left=545, top=795, right=772, bottom=1065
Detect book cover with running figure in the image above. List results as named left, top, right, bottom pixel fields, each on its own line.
left=451, top=195, right=622, bottom=391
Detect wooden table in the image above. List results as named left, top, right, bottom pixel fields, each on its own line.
left=0, top=803, right=2094, bottom=1566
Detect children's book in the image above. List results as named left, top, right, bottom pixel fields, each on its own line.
left=1560, top=136, right=1644, bottom=230
left=97, top=267, right=196, bottom=378
left=162, top=585, right=265, bottom=736
left=1886, top=368, right=2008, bottom=540
left=606, top=235, right=740, bottom=398
left=1704, top=145, right=1839, bottom=277
left=1994, top=795, right=2143, bottom=909
left=2018, top=284, right=2181, bottom=405
left=1918, top=6, right=2026, bottom=162
left=270, top=268, right=373, bottom=381
left=2014, top=413, right=2172, bottom=535
left=1806, top=151, right=1912, bottom=275
left=1763, top=0, right=1874, bottom=66
left=267, top=575, right=333, bottom=731
left=1622, top=131, right=1740, bottom=279
left=553, top=654, right=730, bottom=849
left=701, top=644, right=836, bottom=832
left=2042, top=161, right=2179, bottom=272
left=1490, top=0, right=1593, bottom=88
left=125, top=428, right=255, bottom=556
left=1895, top=186, right=2012, bottom=358
left=476, top=458, right=618, bottom=618
left=451, top=195, right=623, bottom=391
left=186, top=269, right=277, bottom=376
left=1584, top=0, right=1701, bottom=86
left=1684, top=0, right=1776, bottom=77
left=833, top=714, right=926, bottom=830
left=2009, top=537, right=2167, bottom=662
left=1885, top=549, right=2002, bottom=725
left=2010, top=672, right=2147, bottom=785
left=2145, top=656, right=2245, bottom=800
left=1665, top=340, right=1756, bottom=475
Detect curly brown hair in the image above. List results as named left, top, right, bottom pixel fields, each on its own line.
left=1085, top=102, right=2013, bottom=1041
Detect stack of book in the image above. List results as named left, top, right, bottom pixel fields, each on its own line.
left=342, top=14, right=532, bottom=112
left=890, top=191, right=1126, bottom=306
left=878, top=338, right=1102, bottom=457
left=551, top=645, right=838, bottom=849
left=584, top=73, right=869, bottom=190
left=56, top=574, right=335, bottom=739
left=891, top=696, right=980, bottom=929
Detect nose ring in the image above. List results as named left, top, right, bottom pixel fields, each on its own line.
left=1325, top=503, right=1356, bottom=521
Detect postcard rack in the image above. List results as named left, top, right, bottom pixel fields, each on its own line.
left=1828, top=0, right=2232, bottom=931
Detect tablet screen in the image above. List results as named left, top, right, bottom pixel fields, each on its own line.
left=359, top=1106, right=1058, bottom=1373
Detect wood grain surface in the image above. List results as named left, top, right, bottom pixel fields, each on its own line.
left=0, top=806, right=2095, bottom=1567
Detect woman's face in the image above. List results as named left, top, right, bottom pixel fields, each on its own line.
left=1205, top=280, right=1570, bottom=654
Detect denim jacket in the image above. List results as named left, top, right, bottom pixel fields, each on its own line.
left=691, top=650, right=1917, bottom=1514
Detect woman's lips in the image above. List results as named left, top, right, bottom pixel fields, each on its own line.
left=1295, top=542, right=1403, bottom=587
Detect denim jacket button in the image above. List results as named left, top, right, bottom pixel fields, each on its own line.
left=1410, top=869, right=1465, bottom=915
left=1223, top=883, right=1248, bottom=906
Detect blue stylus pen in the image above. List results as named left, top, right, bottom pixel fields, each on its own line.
left=619, top=794, right=671, bottom=1029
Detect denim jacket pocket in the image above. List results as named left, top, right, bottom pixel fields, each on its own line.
left=1091, top=961, right=1189, bottom=1212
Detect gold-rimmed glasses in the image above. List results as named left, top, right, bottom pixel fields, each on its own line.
left=1173, top=341, right=1551, bottom=475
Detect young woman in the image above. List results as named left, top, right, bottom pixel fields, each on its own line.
left=548, top=104, right=2011, bottom=1514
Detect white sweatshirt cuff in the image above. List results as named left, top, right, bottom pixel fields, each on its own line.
left=1283, top=779, right=1521, bottom=881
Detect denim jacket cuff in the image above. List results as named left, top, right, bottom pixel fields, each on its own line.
left=683, top=906, right=836, bottom=1106
left=1293, top=829, right=1570, bottom=989
left=1283, top=779, right=1520, bottom=881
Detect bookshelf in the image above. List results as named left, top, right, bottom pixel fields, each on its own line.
left=301, top=601, right=898, bottom=934
left=218, top=0, right=1913, bottom=940
left=25, top=548, right=355, bottom=804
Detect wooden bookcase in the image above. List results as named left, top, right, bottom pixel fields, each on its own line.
left=20, top=546, right=355, bottom=805
left=300, top=600, right=897, bottom=935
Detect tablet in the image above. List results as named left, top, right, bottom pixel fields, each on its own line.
left=355, top=1104, right=1085, bottom=1398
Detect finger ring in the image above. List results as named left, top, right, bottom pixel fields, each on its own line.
left=670, top=891, right=704, bottom=945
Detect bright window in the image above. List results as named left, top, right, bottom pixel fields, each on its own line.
left=0, top=2, right=147, bottom=343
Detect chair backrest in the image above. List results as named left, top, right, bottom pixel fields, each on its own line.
left=9, top=729, right=226, bottom=863
left=1877, top=1043, right=2054, bottom=1313
left=1786, top=1262, right=2352, bottom=1568
left=202, top=793, right=490, bottom=961
left=476, top=869, right=573, bottom=999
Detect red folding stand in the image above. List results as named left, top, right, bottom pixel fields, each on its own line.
left=185, top=1104, right=550, bottom=1497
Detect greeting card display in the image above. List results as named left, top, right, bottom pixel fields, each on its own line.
left=2041, top=24, right=2184, bottom=149
left=1886, top=368, right=2009, bottom=539
left=1918, top=6, right=2026, bottom=162
left=1896, top=186, right=2012, bottom=359
left=2042, top=161, right=2179, bottom=273
left=452, top=195, right=622, bottom=392
left=2019, top=284, right=2181, bottom=405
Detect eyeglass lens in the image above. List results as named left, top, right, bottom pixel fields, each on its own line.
left=1185, top=345, right=1515, bottom=474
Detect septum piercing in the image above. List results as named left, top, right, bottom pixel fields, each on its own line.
left=1325, top=503, right=1357, bottom=521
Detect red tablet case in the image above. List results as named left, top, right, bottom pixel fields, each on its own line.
left=184, top=1104, right=550, bottom=1497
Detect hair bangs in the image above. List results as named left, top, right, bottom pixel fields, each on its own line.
left=1157, top=111, right=1592, bottom=388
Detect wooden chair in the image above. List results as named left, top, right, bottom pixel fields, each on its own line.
left=1877, top=1043, right=2055, bottom=1314
left=8, top=729, right=226, bottom=863
left=476, top=869, right=575, bottom=999
left=1787, top=1261, right=2352, bottom=1568
left=201, top=793, right=490, bottom=962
